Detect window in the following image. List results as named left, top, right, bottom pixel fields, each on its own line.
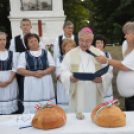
left=20, top=0, right=52, bottom=11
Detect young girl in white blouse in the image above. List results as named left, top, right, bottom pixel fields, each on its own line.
left=56, top=39, right=76, bottom=113
left=0, top=32, right=18, bottom=114
left=17, top=33, right=56, bottom=114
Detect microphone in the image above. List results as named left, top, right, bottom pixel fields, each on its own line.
left=85, top=49, right=98, bottom=57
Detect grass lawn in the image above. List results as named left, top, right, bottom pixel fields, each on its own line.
left=105, top=46, right=125, bottom=111
left=52, top=45, right=125, bottom=111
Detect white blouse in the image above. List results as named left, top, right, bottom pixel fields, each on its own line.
left=122, top=40, right=134, bottom=71
left=122, top=40, right=127, bottom=57
left=56, top=57, right=62, bottom=77
left=0, top=50, right=18, bottom=72
left=117, top=41, right=134, bottom=97
left=18, top=49, right=55, bottom=69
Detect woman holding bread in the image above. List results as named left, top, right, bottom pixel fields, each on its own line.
left=17, top=33, right=56, bottom=114
left=95, top=21, right=134, bottom=111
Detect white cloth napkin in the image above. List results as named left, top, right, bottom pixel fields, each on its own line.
left=0, top=114, right=35, bottom=127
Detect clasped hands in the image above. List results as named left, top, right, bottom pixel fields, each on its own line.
left=32, top=70, right=45, bottom=78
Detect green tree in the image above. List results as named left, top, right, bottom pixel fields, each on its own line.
left=0, top=0, right=11, bottom=48
left=1, top=0, right=134, bottom=45
left=63, top=0, right=89, bottom=36
left=82, top=0, right=134, bottom=44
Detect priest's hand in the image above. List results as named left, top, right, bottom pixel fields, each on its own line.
left=95, top=55, right=107, bottom=64
left=57, top=75, right=62, bottom=83
left=93, top=77, right=102, bottom=83
left=70, top=75, right=79, bottom=83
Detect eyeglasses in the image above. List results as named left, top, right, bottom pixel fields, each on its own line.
left=16, top=115, right=31, bottom=122
left=21, top=24, right=31, bottom=27
left=79, top=39, right=91, bottom=44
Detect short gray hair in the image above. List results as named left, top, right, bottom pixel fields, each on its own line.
left=63, top=21, right=74, bottom=28
left=123, top=21, right=134, bottom=34
left=78, top=31, right=94, bottom=39
left=0, top=32, right=7, bottom=37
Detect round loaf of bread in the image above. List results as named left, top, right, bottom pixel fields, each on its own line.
left=32, top=105, right=67, bottom=130
left=91, top=104, right=126, bottom=127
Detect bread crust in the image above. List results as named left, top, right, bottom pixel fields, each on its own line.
left=32, top=105, right=67, bottom=130
left=91, top=104, right=126, bottom=127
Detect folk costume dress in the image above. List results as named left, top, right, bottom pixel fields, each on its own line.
left=56, top=55, right=69, bottom=113
left=103, top=51, right=113, bottom=102
left=18, top=49, right=56, bottom=114
left=9, top=33, right=44, bottom=113
left=60, top=46, right=113, bottom=113
left=0, top=50, right=18, bottom=114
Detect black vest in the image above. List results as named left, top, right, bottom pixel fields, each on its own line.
left=25, top=49, right=48, bottom=71
left=15, top=35, right=27, bottom=52
left=58, top=35, right=78, bottom=55
left=0, top=51, right=13, bottom=71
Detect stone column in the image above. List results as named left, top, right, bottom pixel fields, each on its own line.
left=8, top=0, right=66, bottom=47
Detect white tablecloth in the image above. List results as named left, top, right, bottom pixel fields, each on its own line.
left=0, top=112, right=134, bottom=134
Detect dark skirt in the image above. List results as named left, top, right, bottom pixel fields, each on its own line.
left=125, top=96, right=134, bottom=111
left=17, top=76, right=24, bottom=114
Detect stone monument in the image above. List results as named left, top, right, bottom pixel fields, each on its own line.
left=8, top=0, right=66, bottom=47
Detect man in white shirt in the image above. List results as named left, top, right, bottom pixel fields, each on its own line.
left=53, top=21, right=78, bottom=65
left=9, top=18, right=44, bottom=53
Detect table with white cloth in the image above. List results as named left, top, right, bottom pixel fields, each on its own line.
left=0, top=112, right=134, bottom=134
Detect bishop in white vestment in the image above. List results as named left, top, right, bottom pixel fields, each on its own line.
left=60, top=27, right=113, bottom=113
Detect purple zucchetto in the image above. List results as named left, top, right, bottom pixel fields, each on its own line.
left=80, top=27, right=93, bottom=34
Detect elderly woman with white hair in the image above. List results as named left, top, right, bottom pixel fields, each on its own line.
left=60, top=27, right=113, bottom=113
left=95, top=21, right=134, bottom=111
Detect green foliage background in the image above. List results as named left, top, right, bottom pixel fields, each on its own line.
left=82, top=0, right=134, bottom=44
left=63, top=0, right=89, bottom=36
left=64, top=0, right=134, bottom=44
left=0, top=0, right=11, bottom=47
left=0, top=0, right=134, bottom=45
